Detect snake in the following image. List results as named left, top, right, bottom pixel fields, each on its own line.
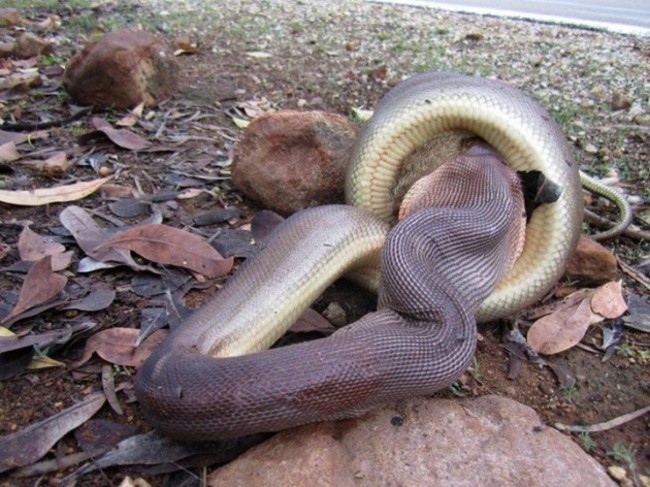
left=135, top=72, right=588, bottom=441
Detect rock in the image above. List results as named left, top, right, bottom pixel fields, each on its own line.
left=63, top=29, right=178, bottom=109
left=322, top=301, right=346, bottom=327
left=610, top=92, right=632, bottom=111
left=0, top=42, right=14, bottom=59
left=14, top=32, right=53, bottom=59
left=231, top=111, right=357, bottom=215
left=565, top=236, right=619, bottom=284
left=607, top=465, right=627, bottom=481
left=208, top=396, right=614, bottom=486
left=0, top=8, right=28, bottom=27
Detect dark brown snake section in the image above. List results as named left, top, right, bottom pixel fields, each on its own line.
left=135, top=148, right=524, bottom=441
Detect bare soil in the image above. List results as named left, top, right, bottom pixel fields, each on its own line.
left=0, top=0, right=648, bottom=485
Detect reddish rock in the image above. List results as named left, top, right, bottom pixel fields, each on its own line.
left=0, top=42, right=14, bottom=59
left=565, top=236, right=619, bottom=283
left=207, top=396, right=614, bottom=487
left=14, top=32, right=53, bottom=59
left=63, top=29, right=178, bottom=109
left=231, top=111, right=358, bottom=215
left=0, top=8, right=27, bottom=27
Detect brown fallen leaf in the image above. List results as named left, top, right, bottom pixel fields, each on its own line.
left=289, top=308, right=336, bottom=334
left=94, top=223, right=234, bottom=278
left=0, top=176, right=111, bottom=206
left=0, top=141, right=20, bottom=162
left=590, top=280, right=628, bottom=320
left=527, top=298, right=592, bottom=355
left=59, top=205, right=154, bottom=272
left=17, top=225, right=72, bottom=271
left=172, top=36, right=200, bottom=54
left=1, top=256, right=68, bottom=326
left=72, top=328, right=167, bottom=369
left=0, top=321, right=95, bottom=354
left=251, top=209, right=285, bottom=242
left=89, top=117, right=152, bottom=151
left=61, top=289, right=116, bottom=312
left=102, top=365, right=123, bottom=416
left=0, top=392, right=105, bottom=474
left=41, top=151, right=73, bottom=178
left=0, top=70, right=41, bottom=90
left=520, top=288, right=593, bottom=320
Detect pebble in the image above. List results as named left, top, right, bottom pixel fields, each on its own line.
left=607, top=465, right=627, bottom=481
left=322, top=302, right=346, bottom=327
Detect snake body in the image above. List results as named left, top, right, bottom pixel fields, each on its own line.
left=135, top=72, right=583, bottom=441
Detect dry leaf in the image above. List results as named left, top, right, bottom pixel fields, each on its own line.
left=90, top=117, right=151, bottom=151
left=61, top=289, right=116, bottom=312
left=72, top=328, right=167, bottom=369
left=19, top=152, right=72, bottom=177
left=172, top=36, right=200, bottom=55
left=59, top=205, right=154, bottom=272
left=116, top=113, right=139, bottom=128
left=289, top=308, right=336, bottom=334
left=1, top=256, right=67, bottom=326
left=27, top=355, right=65, bottom=370
left=527, top=299, right=592, bottom=355
left=245, top=51, right=272, bottom=58
left=42, top=151, right=72, bottom=177
left=232, top=117, right=250, bottom=129
left=0, top=321, right=95, bottom=354
left=0, top=177, right=111, bottom=206
left=0, top=129, right=48, bottom=146
left=0, top=71, right=40, bottom=90
left=521, top=288, right=594, bottom=320
left=18, top=225, right=72, bottom=271
left=0, top=392, right=105, bottom=474
left=94, top=223, right=234, bottom=278
left=591, top=280, right=628, bottom=319
left=0, top=141, right=20, bottom=162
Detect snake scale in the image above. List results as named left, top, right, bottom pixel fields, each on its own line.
left=135, top=72, right=585, bottom=441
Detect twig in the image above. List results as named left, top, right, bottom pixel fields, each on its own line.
left=584, top=209, right=650, bottom=241
left=1, top=106, right=93, bottom=131
left=554, top=405, right=650, bottom=433
left=617, top=257, right=650, bottom=291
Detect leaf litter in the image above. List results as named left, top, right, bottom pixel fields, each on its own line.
left=0, top=0, right=648, bottom=482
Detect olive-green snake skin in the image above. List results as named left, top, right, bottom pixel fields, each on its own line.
left=135, top=72, right=611, bottom=441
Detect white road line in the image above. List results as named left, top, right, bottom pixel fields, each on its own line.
left=368, top=0, right=650, bottom=36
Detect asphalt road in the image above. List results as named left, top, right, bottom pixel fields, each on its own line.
left=370, top=0, right=650, bottom=35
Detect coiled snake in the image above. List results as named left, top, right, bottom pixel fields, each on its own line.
left=135, top=72, right=588, bottom=441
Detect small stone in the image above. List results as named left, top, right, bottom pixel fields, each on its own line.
left=628, top=101, right=645, bottom=118
left=610, top=92, right=632, bottom=111
left=565, top=236, right=619, bottom=284
left=0, top=8, right=27, bottom=27
left=607, top=465, right=627, bottom=480
left=14, top=32, right=53, bottom=59
left=322, top=302, right=346, bottom=327
left=584, top=143, right=598, bottom=154
left=63, top=29, right=178, bottom=109
left=590, top=85, right=606, bottom=99
left=0, top=41, right=14, bottom=59
left=231, top=110, right=358, bottom=215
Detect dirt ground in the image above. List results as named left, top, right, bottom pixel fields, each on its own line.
left=0, top=0, right=649, bottom=485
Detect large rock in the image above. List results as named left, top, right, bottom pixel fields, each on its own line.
left=231, top=111, right=358, bottom=215
left=208, top=396, right=614, bottom=487
left=565, top=236, right=619, bottom=284
left=63, top=29, right=178, bottom=109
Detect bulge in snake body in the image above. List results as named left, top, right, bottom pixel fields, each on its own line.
left=135, top=72, right=583, bottom=441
